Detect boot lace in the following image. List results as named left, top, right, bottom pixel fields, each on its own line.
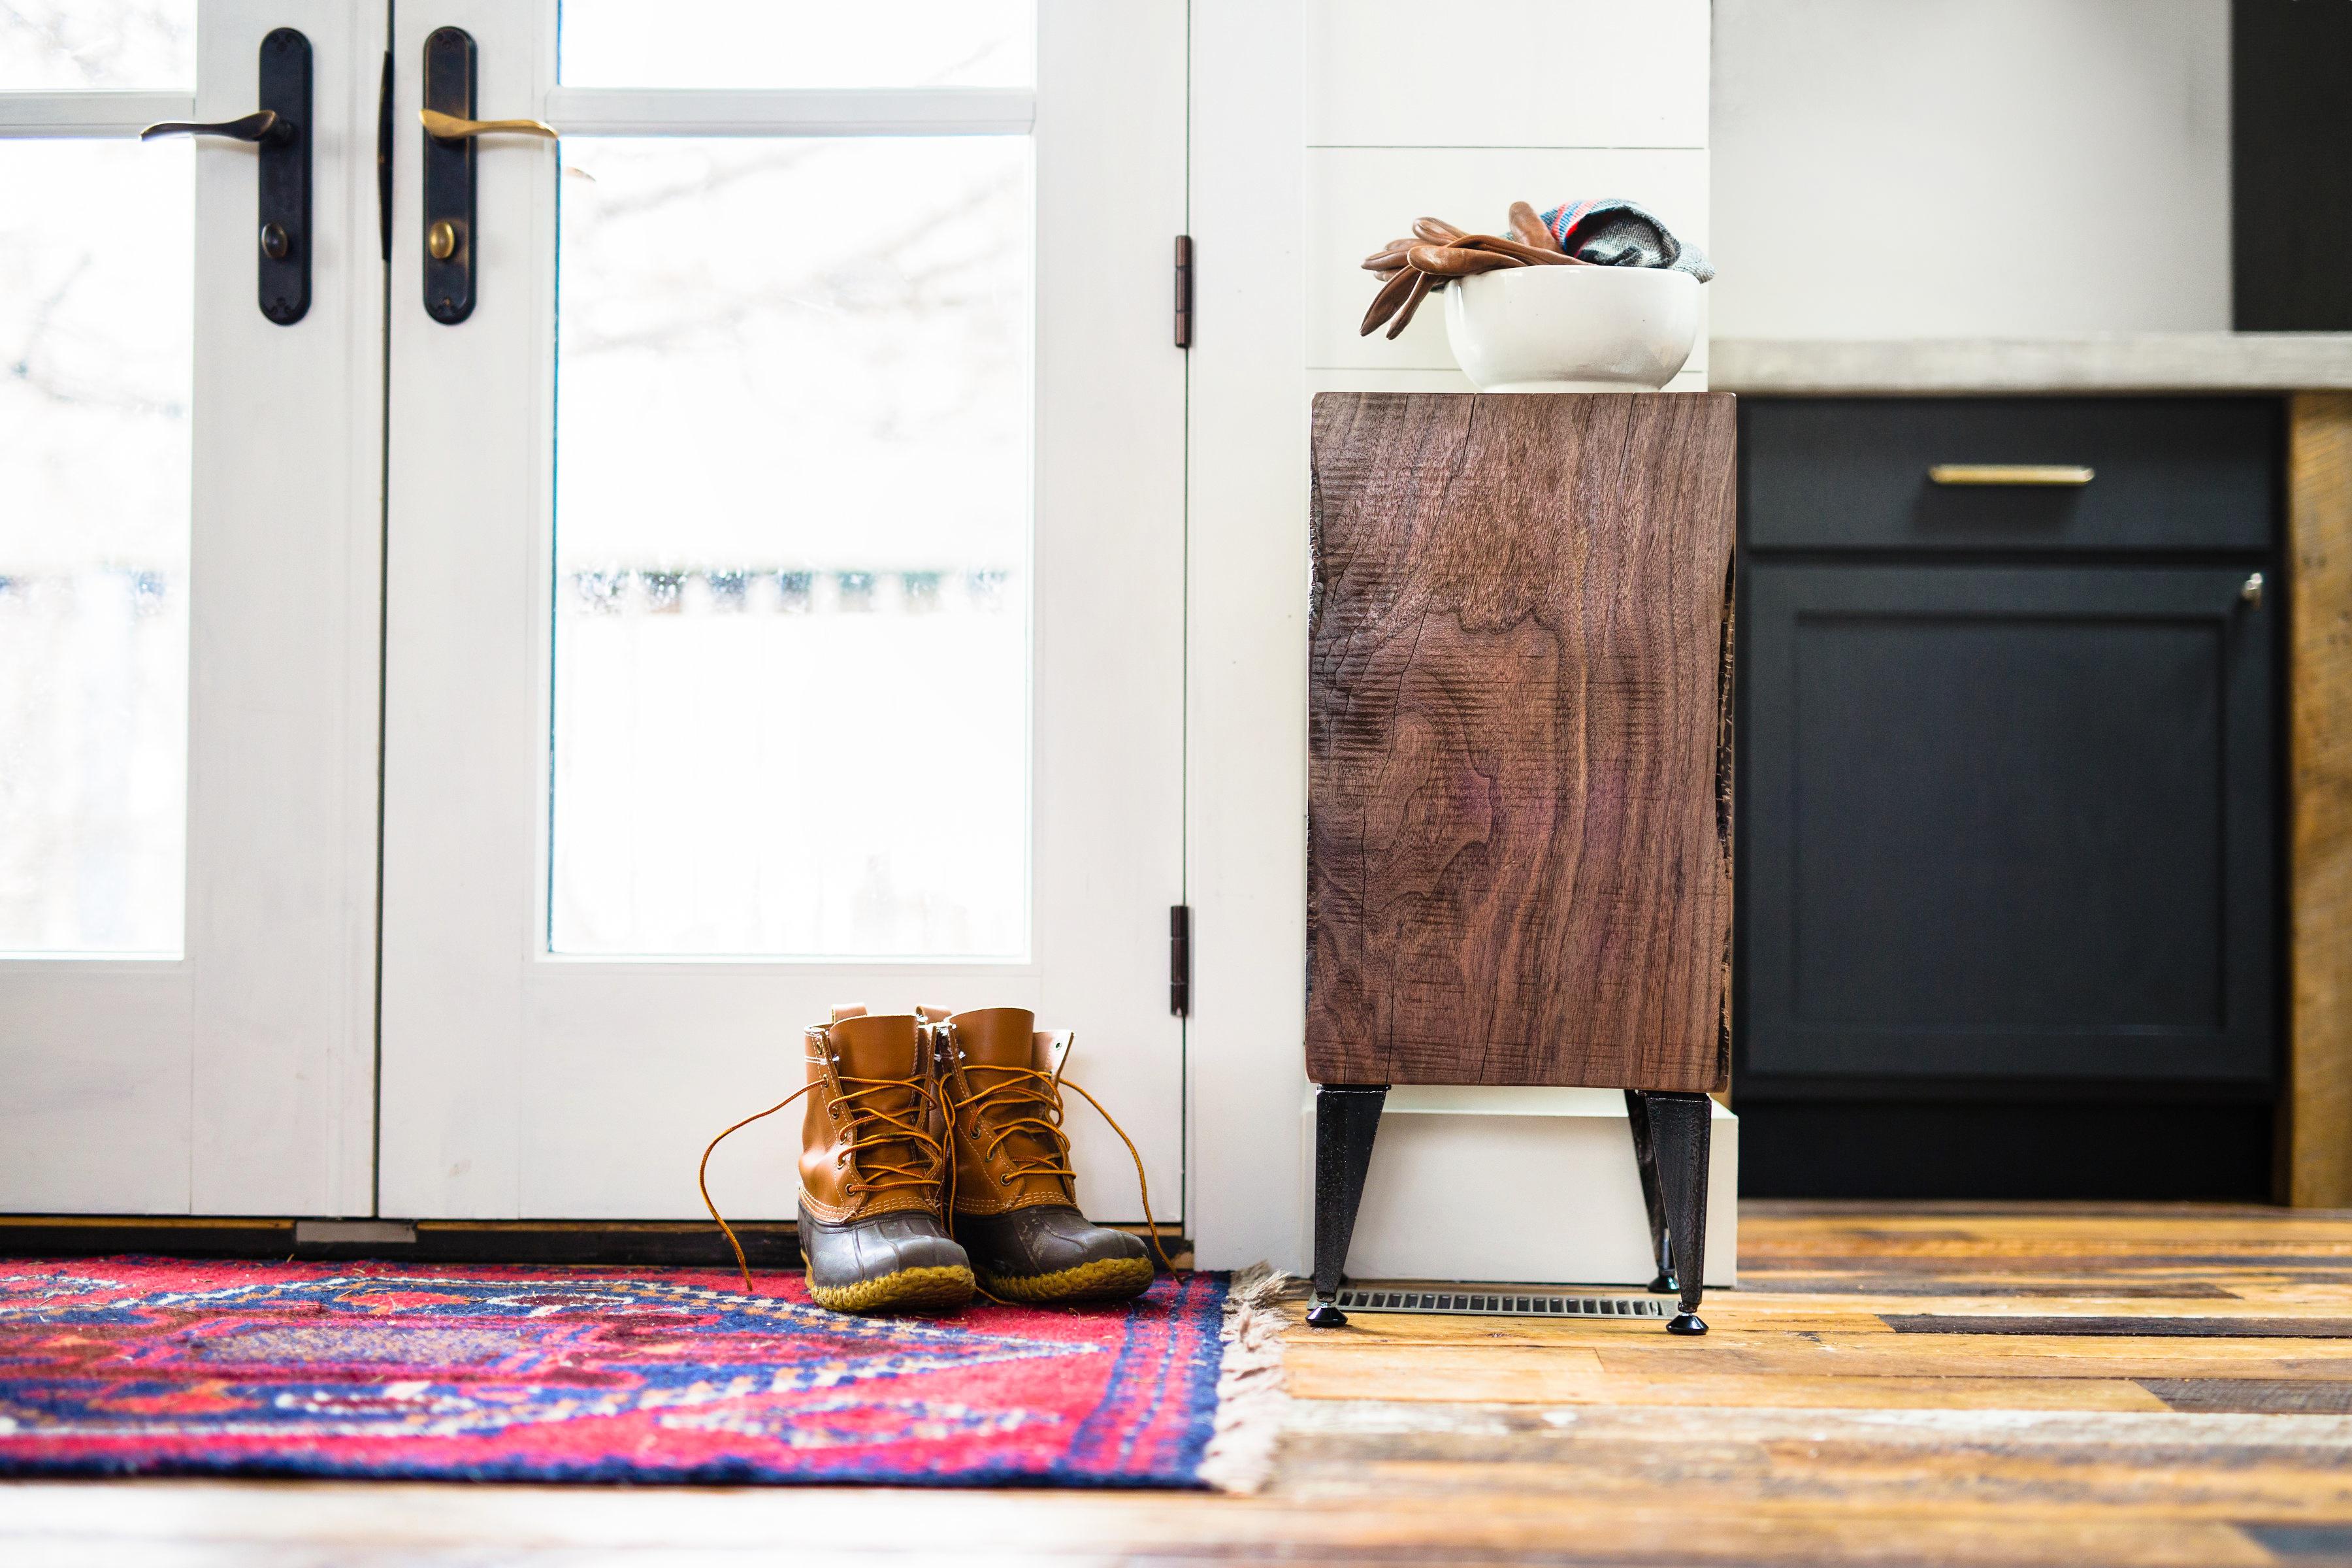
left=698, top=1051, right=950, bottom=1294
left=942, top=1030, right=1174, bottom=1273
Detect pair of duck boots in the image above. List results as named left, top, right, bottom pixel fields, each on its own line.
left=787, top=1005, right=1157, bottom=1315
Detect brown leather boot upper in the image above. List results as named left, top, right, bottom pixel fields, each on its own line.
left=928, top=1006, right=1075, bottom=1217
left=798, top=1009, right=949, bottom=1226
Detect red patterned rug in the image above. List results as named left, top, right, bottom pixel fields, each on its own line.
left=0, top=1258, right=1229, bottom=1486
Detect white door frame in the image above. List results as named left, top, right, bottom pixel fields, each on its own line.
left=1183, top=0, right=1311, bottom=1271
left=0, top=0, right=386, bottom=1216
left=378, top=1, right=1189, bottom=1224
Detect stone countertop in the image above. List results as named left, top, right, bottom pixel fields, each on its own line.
left=1710, top=334, right=2352, bottom=394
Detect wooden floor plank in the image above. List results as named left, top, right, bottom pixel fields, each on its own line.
left=1284, top=1355, right=2177, bottom=1411
left=1878, top=1315, right=2352, bottom=1337
left=1284, top=1322, right=2352, bottom=1382
left=0, top=1479, right=2297, bottom=1567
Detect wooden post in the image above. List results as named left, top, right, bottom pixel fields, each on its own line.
left=2290, top=393, right=2352, bottom=1207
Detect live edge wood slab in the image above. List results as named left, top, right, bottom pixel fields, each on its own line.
left=1306, top=392, right=1737, bottom=1092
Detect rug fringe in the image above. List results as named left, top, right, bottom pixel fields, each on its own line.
left=1198, top=1263, right=1301, bottom=1494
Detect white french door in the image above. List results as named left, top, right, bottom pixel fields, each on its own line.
left=376, top=3, right=1188, bottom=1221
left=0, top=2, right=385, bottom=1214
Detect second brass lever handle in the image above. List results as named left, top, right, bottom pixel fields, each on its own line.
left=142, top=108, right=285, bottom=143
left=420, top=107, right=556, bottom=141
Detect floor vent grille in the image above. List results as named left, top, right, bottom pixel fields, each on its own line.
left=1328, top=1288, right=1669, bottom=1319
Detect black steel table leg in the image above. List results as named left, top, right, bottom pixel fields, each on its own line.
left=1624, top=1088, right=1676, bottom=1294
left=1307, top=1083, right=1387, bottom=1327
left=1640, top=1090, right=1714, bottom=1335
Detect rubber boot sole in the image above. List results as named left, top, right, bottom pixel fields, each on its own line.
left=807, top=1264, right=975, bottom=1315
left=979, top=1254, right=1156, bottom=1304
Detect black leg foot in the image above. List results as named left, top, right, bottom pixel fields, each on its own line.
left=1309, top=1083, right=1386, bottom=1327
left=1624, top=1090, right=1676, bottom=1294
left=1641, top=1090, right=1714, bottom=1335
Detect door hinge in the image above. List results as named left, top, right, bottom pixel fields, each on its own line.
left=1169, top=904, right=1192, bottom=1016
left=1173, top=235, right=1193, bottom=349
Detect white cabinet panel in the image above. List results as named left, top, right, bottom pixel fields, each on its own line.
left=1323, top=1088, right=1739, bottom=1287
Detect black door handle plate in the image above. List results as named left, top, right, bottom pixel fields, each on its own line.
left=421, top=26, right=478, bottom=324
left=140, top=28, right=312, bottom=325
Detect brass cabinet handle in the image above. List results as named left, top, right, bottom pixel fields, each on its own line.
left=419, top=107, right=557, bottom=141
left=1927, top=465, right=2095, bottom=486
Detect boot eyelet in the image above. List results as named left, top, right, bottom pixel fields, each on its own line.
left=998, top=1173, right=1012, bottom=1185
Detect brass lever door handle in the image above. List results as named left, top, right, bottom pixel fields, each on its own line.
left=419, top=26, right=553, bottom=324
left=138, top=28, right=312, bottom=324
left=419, top=107, right=557, bottom=141
left=141, top=108, right=285, bottom=143
left=1927, top=465, right=2096, bottom=487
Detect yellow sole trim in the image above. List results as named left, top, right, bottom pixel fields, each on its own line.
left=979, top=1254, right=1156, bottom=1304
left=807, top=1264, right=974, bottom=1315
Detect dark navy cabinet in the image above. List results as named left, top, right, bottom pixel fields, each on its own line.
left=1735, top=399, right=2283, bottom=1200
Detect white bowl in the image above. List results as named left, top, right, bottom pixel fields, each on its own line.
left=1443, top=265, right=1699, bottom=393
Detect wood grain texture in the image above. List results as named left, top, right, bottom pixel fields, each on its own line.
left=2291, top=393, right=2352, bottom=1207
left=1306, top=392, right=1737, bottom=1089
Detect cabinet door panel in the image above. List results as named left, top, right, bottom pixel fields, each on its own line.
left=1740, top=564, right=2274, bottom=1086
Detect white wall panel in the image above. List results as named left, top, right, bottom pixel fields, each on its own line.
left=1307, top=0, right=1707, bottom=150
left=1712, top=0, right=2229, bottom=338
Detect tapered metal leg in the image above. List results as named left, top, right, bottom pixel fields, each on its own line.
left=1641, top=1091, right=1713, bottom=1335
left=1624, top=1089, right=1675, bottom=1294
left=1307, top=1083, right=1387, bottom=1327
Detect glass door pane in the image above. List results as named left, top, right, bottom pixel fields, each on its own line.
left=0, top=1, right=196, bottom=91
left=550, top=135, right=1032, bottom=958
left=0, top=139, right=193, bottom=954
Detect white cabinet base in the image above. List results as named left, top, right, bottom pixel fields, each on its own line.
left=1301, top=1086, right=1737, bottom=1288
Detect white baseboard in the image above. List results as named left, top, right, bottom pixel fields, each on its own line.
left=1300, top=1086, right=1738, bottom=1288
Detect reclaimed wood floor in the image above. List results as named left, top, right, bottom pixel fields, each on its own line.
left=7, top=1202, right=2352, bottom=1567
